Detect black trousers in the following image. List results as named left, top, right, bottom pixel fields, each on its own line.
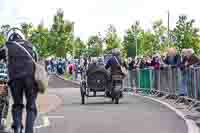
left=9, top=76, right=38, bottom=133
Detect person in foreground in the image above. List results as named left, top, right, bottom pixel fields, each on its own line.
left=0, top=28, right=38, bottom=133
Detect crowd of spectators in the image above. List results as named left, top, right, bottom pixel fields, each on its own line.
left=127, top=48, right=200, bottom=70
left=126, top=48, right=200, bottom=96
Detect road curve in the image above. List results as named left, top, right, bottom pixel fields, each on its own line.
left=36, top=75, right=187, bottom=133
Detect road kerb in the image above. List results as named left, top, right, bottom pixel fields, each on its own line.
left=55, top=74, right=80, bottom=85
left=132, top=93, right=200, bottom=133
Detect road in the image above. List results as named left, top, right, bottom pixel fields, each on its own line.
left=35, top=75, right=187, bottom=133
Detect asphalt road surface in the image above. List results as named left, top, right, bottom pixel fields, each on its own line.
left=35, top=75, right=187, bottom=133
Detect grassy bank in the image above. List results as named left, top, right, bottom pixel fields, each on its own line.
left=64, top=72, right=73, bottom=80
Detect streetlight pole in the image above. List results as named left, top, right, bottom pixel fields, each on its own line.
left=167, top=10, right=170, bottom=47
left=134, top=25, right=138, bottom=57
left=135, top=33, right=137, bottom=57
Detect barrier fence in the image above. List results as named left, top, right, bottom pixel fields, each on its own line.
left=123, top=66, right=200, bottom=102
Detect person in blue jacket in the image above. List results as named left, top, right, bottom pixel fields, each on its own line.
left=105, top=48, right=127, bottom=77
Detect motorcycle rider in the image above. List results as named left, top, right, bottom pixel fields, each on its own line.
left=105, top=48, right=127, bottom=100
left=0, top=28, right=38, bottom=133
left=105, top=48, right=127, bottom=77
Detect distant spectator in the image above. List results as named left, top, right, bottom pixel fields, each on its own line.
left=139, top=58, right=150, bottom=69
left=151, top=54, right=160, bottom=69
left=179, top=49, right=188, bottom=96
left=185, top=49, right=200, bottom=67
left=164, top=48, right=181, bottom=67
left=127, top=57, right=135, bottom=89
left=68, top=63, right=76, bottom=75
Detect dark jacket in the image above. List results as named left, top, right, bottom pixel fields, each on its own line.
left=186, top=54, right=200, bottom=67
left=0, top=40, right=37, bottom=80
left=164, top=54, right=181, bottom=66
left=128, top=60, right=135, bottom=70
left=105, top=56, right=126, bottom=76
left=151, top=58, right=160, bottom=70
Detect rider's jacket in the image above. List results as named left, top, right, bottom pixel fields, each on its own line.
left=105, top=56, right=124, bottom=76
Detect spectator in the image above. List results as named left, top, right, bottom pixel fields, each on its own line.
left=164, top=48, right=181, bottom=66
left=164, top=48, right=181, bottom=95
left=87, top=58, right=98, bottom=76
left=50, top=59, right=54, bottom=72
left=183, top=48, right=199, bottom=97
left=150, top=54, right=161, bottom=91
left=44, top=59, right=49, bottom=72
left=139, top=57, right=150, bottom=69
left=185, top=48, right=200, bottom=67
left=151, top=54, right=160, bottom=69
left=68, top=63, right=75, bottom=75
left=179, top=49, right=188, bottom=96
left=127, top=57, right=135, bottom=89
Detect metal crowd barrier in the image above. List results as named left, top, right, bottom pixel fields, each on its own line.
left=185, top=67, right=200, bottom=100
left=124, top=66, right=200, bottom=102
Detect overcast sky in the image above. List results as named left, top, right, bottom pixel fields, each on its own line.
left=0, top=0, right=200, bottom=40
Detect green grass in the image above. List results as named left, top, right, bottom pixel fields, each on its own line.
left=64, top=72, right=73, bottom=80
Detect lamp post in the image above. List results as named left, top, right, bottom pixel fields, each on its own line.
left=135, top=33, right=138, bottom=57
left=134, top=25, right=138, bottom=57
left=167, top=10, right=170, bottom=47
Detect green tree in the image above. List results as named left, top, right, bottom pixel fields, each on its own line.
left=123, top=21, right=143, bottom=57
left=152, top=19, right=167, bottom=53
left=87, top=34, right=103, bottom=57
left=1, top=24, right=10, bottom=35
left=140, top=31, right=155, bottom=56
left=0, top=34, right=5, bottom=46
left=30, top=22, right=50, bottom=57
left=173, top=15, right=200, bottom=54
left=0, top=25, right=10, bottom=46
left=50, top=8, right=74, bottom=57
left=105, top=25, right=121, bottom=53
left=73, top=37, right=86, bottom=58
left=20, top=22, right=33, bottom=39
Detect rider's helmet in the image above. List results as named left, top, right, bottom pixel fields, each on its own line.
left=112, top=48, right=120, bottom=56
left=6, top=28, right=25, bottom=41
left=91, top=58, right=97, bottom=64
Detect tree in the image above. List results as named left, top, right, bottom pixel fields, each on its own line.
left=152, top=19, right=167, bottom=53
left=87, top=34, right=103, bottom=57
left=1, top=24, right=10, bottom=35
left=123, top=21, right=143, bottom=57
left=105, top=25, right=121, bottom=53
left=0, top=34, right=5, bottom=46
left=50, top=8, right=74, bottom=57
left=30, top=22, right=50, bottom=57
left=73, top=37, right=86, bottom=58
left=20, top=22, right=33, bottom=39
left=0, top=25, right=10, bottom=46
left=173, top=15, right=200, bottom=54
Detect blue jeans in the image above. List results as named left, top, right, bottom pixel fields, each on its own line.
left=9, top=77, right=38, bottom=133
left=180, top=71, right=188, bottom=96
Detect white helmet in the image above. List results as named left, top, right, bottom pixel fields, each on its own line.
left=6, top=28, right=25, bottom=41
left=112, top=48, right=120, bottom=56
